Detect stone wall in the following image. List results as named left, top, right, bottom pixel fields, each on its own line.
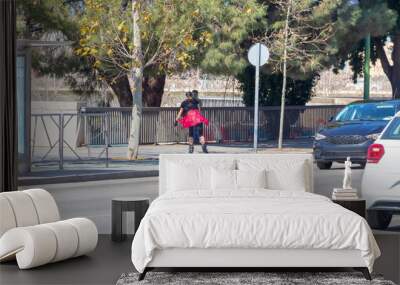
left=313, top=61, right=392, bottom=104
left=30, top=63, right=394, bottom=107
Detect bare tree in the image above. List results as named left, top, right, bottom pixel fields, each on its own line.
left=262, top=0, right=338, bottom=148
left=278, top=0, right=291, bottom=150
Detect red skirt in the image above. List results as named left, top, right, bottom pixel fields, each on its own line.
left=178, top=109, right=209, bottom=128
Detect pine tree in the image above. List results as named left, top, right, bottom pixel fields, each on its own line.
left=333, top=0, right=399, bottom=98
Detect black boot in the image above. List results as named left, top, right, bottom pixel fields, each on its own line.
left=189, top=144, right=194, bottom=153
left=201, top=144, right=208, bottom=153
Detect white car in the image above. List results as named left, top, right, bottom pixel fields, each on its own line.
left=361, top=111, right=400, bottom=229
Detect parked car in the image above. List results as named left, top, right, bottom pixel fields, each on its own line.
left=361, top=111, right=400, bottom=230
left=313, top=100, right=400, bottom=169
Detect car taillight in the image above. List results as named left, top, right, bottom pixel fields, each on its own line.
left=367, top=144, right=385, bottom=163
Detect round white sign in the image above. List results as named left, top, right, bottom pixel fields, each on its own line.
left=248, top=43, right=269, bottom=67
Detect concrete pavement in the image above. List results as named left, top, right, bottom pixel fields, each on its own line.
left=23, top=139, right=313, bottom=184
left=31, top=139, right=313, bottom=162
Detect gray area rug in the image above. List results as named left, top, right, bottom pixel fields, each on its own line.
left=116, top=272, right=396, bottom=285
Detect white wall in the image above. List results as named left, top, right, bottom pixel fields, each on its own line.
left=31, top=101, right=82, bottom=148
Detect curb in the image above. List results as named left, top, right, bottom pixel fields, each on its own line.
left=19, top=170, right=159, bottom=186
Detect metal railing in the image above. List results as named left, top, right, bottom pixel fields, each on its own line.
left=80, top=105, right=344, bottom=145
left=31, top=113, right=110, bottom=169
left=30, top=105, right=344, bottom=169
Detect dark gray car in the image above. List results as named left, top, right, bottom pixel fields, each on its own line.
left=313, top=100, right=400, bottom=169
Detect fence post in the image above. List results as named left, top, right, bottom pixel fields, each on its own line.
left=105, top=114, right=109, bottom=168
left=59, top=114, right=64, bottom=170
left=31, top=116, right=37, bottom=163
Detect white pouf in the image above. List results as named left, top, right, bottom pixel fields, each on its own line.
left=0, top=189, right=98, bottom=269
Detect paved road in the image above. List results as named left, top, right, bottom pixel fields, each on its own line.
left=29, top=139, right=313, bottom=173
left=23, top=139, right=314, bottom=184
left=20, top=162, right=364, bottom=234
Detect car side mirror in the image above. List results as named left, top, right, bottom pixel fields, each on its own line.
left=328, top=116, right=334, bottom=122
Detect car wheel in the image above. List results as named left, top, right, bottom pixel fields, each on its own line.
left=317, top=161, right=332, bottom=170
left=367, top=210, right=392, bottom=230
left=359, top=162, right=366, bottom=169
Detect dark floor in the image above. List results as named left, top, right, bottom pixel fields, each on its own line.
left=0, top=235, right=133, bottom=285
left=1, top=233, right=399, bottom=285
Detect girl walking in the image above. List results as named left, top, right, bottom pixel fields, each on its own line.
left=175, top=91, right=208, bottom=153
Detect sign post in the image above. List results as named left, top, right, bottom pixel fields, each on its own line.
left=364, top=34, right=370, bottom=100
left=248, top=43, right=269, bottom=150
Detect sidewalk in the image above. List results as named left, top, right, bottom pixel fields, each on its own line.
left=22, top=139, right=313, bottom=185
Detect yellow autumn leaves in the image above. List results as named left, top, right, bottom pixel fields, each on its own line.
left=200, top=31, right=213, bottom=45
left=75, top=0, right=219, bottom=75
left=76, top=1, right=131, bottom=70
left=117, top=21, right=129, bottom=34
left=176, top=30, right=212, bottom=67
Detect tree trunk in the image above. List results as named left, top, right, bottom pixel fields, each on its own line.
left=127, top=0, right=143, bottom=160
left=108, top=74, right=133, bottom=107
left=376, top=33, right=400, bottom=99
left=278, top=0, right=292, bottom=149
left=127, top=66, right=143, bottom=159
left=142, top=74, right=166, bottom=107
left=391, top=33, right=400, bottom=99
left=390, top=75, right=400, bottom=99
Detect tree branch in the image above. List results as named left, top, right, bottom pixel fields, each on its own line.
left=375, top=39, right=392, bottom=79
